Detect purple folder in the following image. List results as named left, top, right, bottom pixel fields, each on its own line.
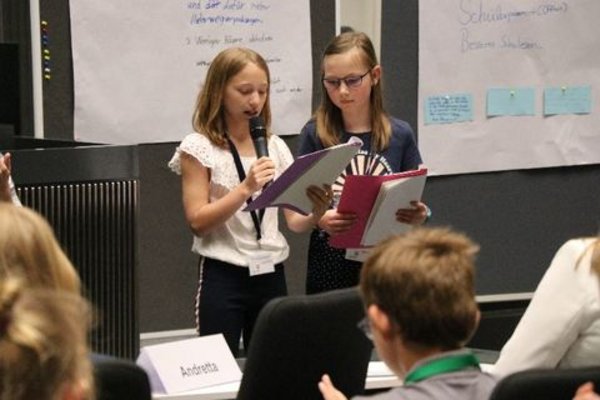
left=244, top=137, right=363, bottom=215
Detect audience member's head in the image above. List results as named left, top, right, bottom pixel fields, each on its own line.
left=0, top=278, right=94, bottom=400
left=318, top=227, right=494, bottom=400
left=0, top=203, right=81, bottom=293
left=359, top=227, right=480, bottom=374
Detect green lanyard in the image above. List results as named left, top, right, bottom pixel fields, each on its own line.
left=404, top=352, right=480, bottom=384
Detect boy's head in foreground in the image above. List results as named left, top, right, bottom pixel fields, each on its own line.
left=359, top=227, right=480, bottom=377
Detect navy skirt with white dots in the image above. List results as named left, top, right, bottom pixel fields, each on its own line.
left=305, top=229, right=362, bottom=294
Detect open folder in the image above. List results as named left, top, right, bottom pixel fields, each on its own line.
left=244, top=137, right=363, bottom=215
left=329, top=168, right=428, bottom=249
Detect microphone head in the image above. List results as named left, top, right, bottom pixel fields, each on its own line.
left=249, top=116, right=266, bottom=139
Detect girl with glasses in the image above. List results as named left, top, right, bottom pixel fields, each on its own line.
left=297, top=31, right=430, bottom=294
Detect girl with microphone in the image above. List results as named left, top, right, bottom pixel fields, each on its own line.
left=169, top=47, right=329, bottom=356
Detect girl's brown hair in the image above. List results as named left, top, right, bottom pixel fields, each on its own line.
left=360, top=227, right=480, bottom=350
left=315, top=31, right=391, bottom=151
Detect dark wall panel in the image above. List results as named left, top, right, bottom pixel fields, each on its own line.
left=0, top=0, right=34, bottom=135
left=39, top=0, right=74, bottom=139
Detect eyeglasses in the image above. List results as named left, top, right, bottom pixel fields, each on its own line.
left=322, top=70, right=371, bottom=90
left=357, top=316, right=373, bottom=341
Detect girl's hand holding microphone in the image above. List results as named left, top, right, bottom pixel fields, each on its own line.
left=243, top=157, right=275, bottom=194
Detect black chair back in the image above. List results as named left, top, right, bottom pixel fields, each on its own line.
left=490, top=366, right=600, bottom=400
left=92, top=355, right=152, bottom=400
left=236, top=287, right=373, bottom=400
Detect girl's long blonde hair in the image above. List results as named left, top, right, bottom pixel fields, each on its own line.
left=192, top=47, right=272, bottom=148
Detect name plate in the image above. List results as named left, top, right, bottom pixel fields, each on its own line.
left=136, top=334, right=241, bottom=394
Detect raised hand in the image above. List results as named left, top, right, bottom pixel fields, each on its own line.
left=0, top=153, right=13, bottom=203
left=318, top=374, right=348, bottom=400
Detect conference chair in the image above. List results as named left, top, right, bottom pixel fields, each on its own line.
left=489, top=366, right=600, bottom=400
left=92, top=354, right=152, bottom=400
left=236, top=287, right=373, bottom=400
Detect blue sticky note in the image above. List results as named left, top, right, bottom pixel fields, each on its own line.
left=544, top=86, right=591, bottom=115
left=424, top=93, right=473, bottom=125
left=487, top=88, right=535, bottom=117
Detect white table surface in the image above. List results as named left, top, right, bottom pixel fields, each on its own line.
left=152, top=360, right=496, bottom=400
left=152, top=361, right=402, bottom=400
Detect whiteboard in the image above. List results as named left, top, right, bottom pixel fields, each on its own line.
left=70, top=0, right=312, bottom=144
left=419, top=0, right=600, bottom=175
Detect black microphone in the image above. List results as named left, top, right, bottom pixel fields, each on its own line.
left=249, top=116, right=268, bottom=158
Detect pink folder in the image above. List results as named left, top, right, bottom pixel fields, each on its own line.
left=329, top=168, right=427, bottom=249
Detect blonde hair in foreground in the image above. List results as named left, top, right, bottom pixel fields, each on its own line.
left=360, top=227, right=480, bottom=350
left=0, top=204, right=81, bottom=294
left=0, top=279, right=94, bottom=400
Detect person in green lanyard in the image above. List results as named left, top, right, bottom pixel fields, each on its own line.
left=318, top=227, right=498, bottom=400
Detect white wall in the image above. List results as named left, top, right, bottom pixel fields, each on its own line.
left=338, top=0, right=381, bottom=60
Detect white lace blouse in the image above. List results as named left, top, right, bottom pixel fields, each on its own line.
left=168, top=133, right=293, bottom=267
